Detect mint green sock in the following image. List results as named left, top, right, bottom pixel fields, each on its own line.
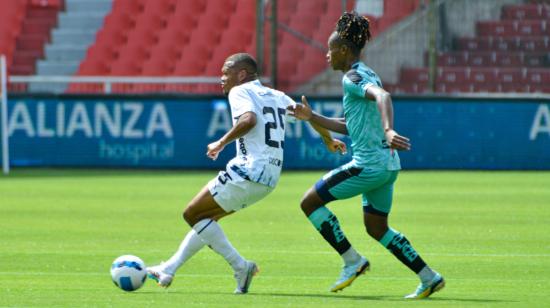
left=308, top=207, right=351, bottom=254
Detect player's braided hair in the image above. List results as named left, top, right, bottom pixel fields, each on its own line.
left=335, top=12, right=371, bottom=54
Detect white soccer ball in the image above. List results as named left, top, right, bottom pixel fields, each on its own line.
left=110, top=255, right=147, bottom=291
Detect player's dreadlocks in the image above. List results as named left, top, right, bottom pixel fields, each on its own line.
left=335, top=12, right=371, bottom=55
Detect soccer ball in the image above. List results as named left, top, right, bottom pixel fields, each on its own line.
left=110, top=255, right=147, bottom=291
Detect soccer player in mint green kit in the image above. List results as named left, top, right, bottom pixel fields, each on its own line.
left=289, top=12, right=445, bottom=299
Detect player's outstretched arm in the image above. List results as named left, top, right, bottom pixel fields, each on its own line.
left=365, top=86, right=411, bottom=151
left=288, top=96, right=348, bottom=135
left=308, top=121, right=347, bottom=154
left=207, top=111, right=257, bottom=160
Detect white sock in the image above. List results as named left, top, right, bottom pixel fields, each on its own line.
left=418, top=265, right=436, bottom=284
left=341, top=247, right=362, bottom=266
left=193, top=219, right=246, bottom=271
left=162, top=229, right=206, bottom=275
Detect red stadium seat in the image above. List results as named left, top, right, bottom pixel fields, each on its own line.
left=525, top=68, right=550, bottom=84
left=278, top=1, right=298, bottom=16
left=142, top=0, right=176, bottom=17
left=95, top=28, right=128, bottom=48
left=133, top=13, right=167, bottom=33
left=110, top=57, right=143, bottom=76
left=477, top=21, right=515, bottom=36
left=197, top=9, right=230, bottom=31
left=492, top=52, right=522, bottom=66
left=296, top=1, right=327, bottom=15
left=469, top=68, right=497, bottom=84
left=234, top=0, right=255, bottom=15
left=174, top=57, right=207, bottom=76
left=394, top=83, right=429, bottom=94
left=111, top=0, right=145, bottom=16
left=125, top=28, right=158, bottom=49
left=228, top=11, right=256, bottom=31
left=188, top=25, right=222, bottom=48
left=85, top=44, right=119, bottom=64
left=518, top=36, right=550, bottom=52
left=149, top=42, right=181, bottom=63
left=116, top=43, right=151, bottom=66
left=496, top=68, right=524, bottom=84
left=437, top=67, right=471, bottom=84
left=103, top=11, right=136, bottom=31
left=524, top=52, right=550, bottom=66
left=220, top=28, right=254, bottom=50
left=278, top=60, right=298, bottom=79
left=297, top=54, right=326, bottom=80
left=478, top=20, right=549, bottom=37
left=203, top=0, right=237, bottom=15
left=166, top=10, right=197, bottom=32
left=400, top=67, right=429, bottom=84
left=142, top=58, right=174, bottom=76
left=288, top=14, right=320, bottom=37
left=501, top=4, right=550, bottom=20
left=172, top=0, right=205, bottom=17
left=77, top=58, right=111, bottom=75
left=157, top=27, right=192, bottom=49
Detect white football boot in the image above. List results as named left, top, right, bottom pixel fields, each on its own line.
left=233, top=260, right=259, bottom=294
left=147, top=265, right=174, bottom=288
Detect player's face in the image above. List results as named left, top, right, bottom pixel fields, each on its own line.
left=221, top=62, right=239, bottom=95
left=327, top=34, right=346, bottom=71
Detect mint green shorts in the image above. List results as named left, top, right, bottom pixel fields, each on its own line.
left=314, top=162, right=399, bottom=216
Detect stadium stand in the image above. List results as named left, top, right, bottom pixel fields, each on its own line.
left=71, top=0, right=423, bottom=94
left=0, top=0, right=62, bottom=75
left=4, top=0, right=545, bottom=95
left=396, top=2, right=550, bottom=93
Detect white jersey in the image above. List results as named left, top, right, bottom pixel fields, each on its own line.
left=225, top=79, right=294, bottom=188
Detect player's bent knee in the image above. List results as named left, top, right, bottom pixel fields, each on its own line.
left=300, top=191, right=323, bottom=216
left=183, top=206, right=198, bottom=226
left=365, top=224, right=387, bottom=241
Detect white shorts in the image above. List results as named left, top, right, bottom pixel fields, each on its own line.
left=207, top=170, right=274, bottom=212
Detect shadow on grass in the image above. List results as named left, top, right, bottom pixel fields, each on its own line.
left=250, top=292, right=516, bottom=303
left=134, top=290, right=516, bottom=304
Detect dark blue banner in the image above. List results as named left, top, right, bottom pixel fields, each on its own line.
left=2, top=95, right=549, bottom=169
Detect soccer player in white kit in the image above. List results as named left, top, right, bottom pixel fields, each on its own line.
left=147, top=53, right=345, bottom=294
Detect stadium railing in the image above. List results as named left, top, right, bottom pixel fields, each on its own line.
left=6, top=75, right=272, bottom=94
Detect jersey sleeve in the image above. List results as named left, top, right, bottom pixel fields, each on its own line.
left=343, top=70, right=379, bottom=99
left=228, top=86, right=256, bottom=118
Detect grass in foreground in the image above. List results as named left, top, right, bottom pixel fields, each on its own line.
left=1, top=169, right=549, bottom=307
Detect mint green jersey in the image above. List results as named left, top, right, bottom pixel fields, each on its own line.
left=342, top=62, right=401, bottom=170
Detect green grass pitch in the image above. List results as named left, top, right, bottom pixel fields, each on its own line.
left=1, top=169, right=549, bottom=307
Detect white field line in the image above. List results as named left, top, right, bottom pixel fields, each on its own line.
left=1, top=272, right=550, bottom=283
left=3, top=250, right=550, bottom=258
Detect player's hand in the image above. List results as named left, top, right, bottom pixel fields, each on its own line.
left=325, top=139, right=347, bottom=155
left=287, top=95, right=313, bottom=121
left=385, top=129, right=411, bottom=151
left=206, top=140, right=225, bottom=160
